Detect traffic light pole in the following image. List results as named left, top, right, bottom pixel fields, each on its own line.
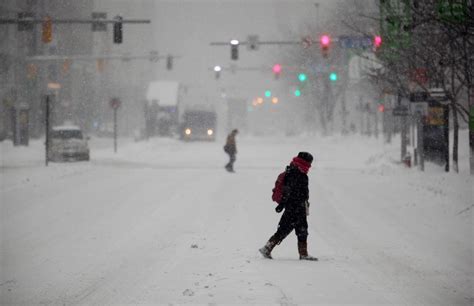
left=417, top=111, right=424, bottom=171
left=45, top=95, right=50, bottom=166
left=114, top=107, right=118, bottom=153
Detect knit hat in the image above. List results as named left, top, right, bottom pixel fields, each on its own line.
left=297, top=152, right=313, bottom=163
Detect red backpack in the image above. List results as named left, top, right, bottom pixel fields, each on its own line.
left=271, top=171, right=287, bottom=204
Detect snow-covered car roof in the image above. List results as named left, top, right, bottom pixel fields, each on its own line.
left=52, top=125, right=82, bottom=131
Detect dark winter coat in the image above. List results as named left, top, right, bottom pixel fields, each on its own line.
left=271, top=161, right=310, bottom=243
left=280, top=164, right=309, bottom=212
left=224, top=131, right=237, bottom=155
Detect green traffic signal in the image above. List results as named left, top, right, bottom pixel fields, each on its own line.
left=329, top=72, right=338, bottom=82
left=265, top=90, right=272, bottom=98
left=298, top=73, right=307, bottom=82
left=294, top=89, right=301, bottom=97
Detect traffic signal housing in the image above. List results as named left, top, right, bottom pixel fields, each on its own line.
left=214, top=66, right=222, bottom=79
left=166, top=55, right=173, bottom=70
left=230, top=39, right=239, bottom=60
left=320, top=34, right=330, bottom=58
left=42, top=16, right=53, bottom=43
left=113, top=15, right=123, bottom=44
left=374, top=35, right=382, bottom=50
left=272, top=64, right=282, bottom=79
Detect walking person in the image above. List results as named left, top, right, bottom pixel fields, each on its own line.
left=223, top=129, right=238, bottom=172
left=259, top=152, right=318, bottom=261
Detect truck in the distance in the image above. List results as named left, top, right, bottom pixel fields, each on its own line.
left=179, top=108, right=217, bottom=141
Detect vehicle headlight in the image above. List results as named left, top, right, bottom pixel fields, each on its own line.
left=207, top=129, right=213, bottom=136
left=185, top=128, right=192, bottom=135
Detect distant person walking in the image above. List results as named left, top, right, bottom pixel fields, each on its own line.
left=259, top=152, right=318, bottom=261
left=223, top=129, right=238, bottom=172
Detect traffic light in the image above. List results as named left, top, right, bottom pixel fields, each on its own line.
left=96, top=59, right=105, bottom=73
left=320, top=34, right=330, bottom=58
left=374, top=35, right=382, bottom=50
left=272, top=64, right=282, bottom=79
left=230, top=39, right=239, bottom=60
left=42, top=16, right=53, bottom=43
left=166, top=55, right=173, bottom=70
left=378, top=104, right=385, bottom=113
left=298, top=73, right=307, bottom=82
left=26, top=63, right=37, bottom=79
left=329, top=72, right=338, bottom=82
left=113, top=15, right=123, bottom=44
left=265, top=90, right=271, bottom=98
left=214, top=65, right=222, bottom=79
left=294, top=89, right=301, bottom=97
left=62, top=59, right=70, bottom=74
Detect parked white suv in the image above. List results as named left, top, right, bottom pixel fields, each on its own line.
left=49, top=125, right=90, bottom=161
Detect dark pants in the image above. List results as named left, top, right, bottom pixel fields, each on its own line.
left=270, top=208, right=308, bottom=243
left=225, top=152, right=236, bottom=171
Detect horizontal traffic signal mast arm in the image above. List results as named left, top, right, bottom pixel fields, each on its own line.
left=26, top=54, right=181, bottom=61
left=208, top=65, right=307, bottom=72
left=0, top=18, right=150, bottom=24
left=210, top=40, right=303, bottom=46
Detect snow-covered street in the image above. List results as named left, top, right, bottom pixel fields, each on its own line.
left=1, top=133, right=472, bottom=305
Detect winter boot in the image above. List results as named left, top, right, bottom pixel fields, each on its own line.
left=259, top=237, right=279, bottom=259
left=298, top=240, right=318, bottom=261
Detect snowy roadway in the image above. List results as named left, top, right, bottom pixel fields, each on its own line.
left=1, top=133, right=472, bottom=305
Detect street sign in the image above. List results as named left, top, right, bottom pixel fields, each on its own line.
left=410, top=91, right=428, bottom=102
left=338, top=36, right=372, bottom=49
left=429, top=88, right=449, bottom=104
left=110, top=98, right=121, bottom=109
left=247, top=35, right=259, bottom=51
left=47, top=82, right=61, bottom=90
left=301, top=36, right=312, bottom=49
left=17, top=12, right=34, bottom=31
left=92, top=12, right=107, bottom=31
left=437, top=0, right=468, bottom=23
left=410, top=102, right=428, bottom=116
left=392, top=105, right=410, bottom=116
left=149, top=51, right=159, bottom=62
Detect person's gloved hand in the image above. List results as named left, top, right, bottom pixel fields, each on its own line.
left=275, top=203, right=285, bottom=213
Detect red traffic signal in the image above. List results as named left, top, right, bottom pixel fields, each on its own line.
left=272, top=64, right=282, bottom=79
left=272, top=64, right=282, bottom=74
left=320, top=34, right=330, bottom=58
left=320, top=35, right=330, bottom=47
left=378, top=104, right=385, bottom=113
left=374, top=35, right=382, bottom=49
